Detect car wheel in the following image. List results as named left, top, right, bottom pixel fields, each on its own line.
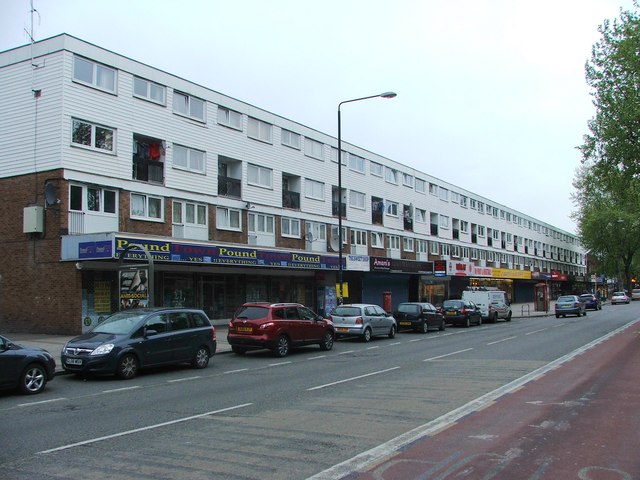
left=192, top=346, right=210, bottom=369
left=421, top=321, right=429, bottom=334
left=273, top=335, right=290, bottom=357
left=464, top=317, right=470, bottom=328
left=583, top=310, right=587, bottom=316
left=116, top=353, right=139, bottom=380
left=492, top=313, right=498, bottom=324
left=319, top=331, right=334, bottom=351
left=506, top=312, right=512, bottom=322
left=439, top=320, right=445, bottom=331
left=20, top=363, right=47, bottom=395
left=388, top=324, right=396, bottom=339
left=477, top=316, right=482, bottom=326
left=362, top=327, right=372, bottom=342
left=232, top=346, right=247, bottom=355
left=555, top=314, right=560, bottom=318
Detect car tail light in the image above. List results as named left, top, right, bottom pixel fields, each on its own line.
left=356, top=316, right=363, bottom=325
left=212, top=326, right=217, bottom=341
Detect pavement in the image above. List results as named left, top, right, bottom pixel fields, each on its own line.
left=4, top=302, right=555, bottom=374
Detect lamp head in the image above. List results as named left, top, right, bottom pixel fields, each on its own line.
left=380, top=92, right=397, bottom=99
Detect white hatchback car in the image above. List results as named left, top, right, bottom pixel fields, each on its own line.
left=611, top=291, right=630, bottom=304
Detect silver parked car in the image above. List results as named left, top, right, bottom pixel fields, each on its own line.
left=329, top=304, right=396, bottom=342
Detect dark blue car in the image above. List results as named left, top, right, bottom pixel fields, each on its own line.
left=579, top=293, right=601, bottom=310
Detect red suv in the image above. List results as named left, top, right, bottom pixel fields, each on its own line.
left=228, top=303, right=335, bottom=357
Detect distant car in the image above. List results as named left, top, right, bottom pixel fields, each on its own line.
left=228, top=302, right=334, bottom=357
left=0, top=334, right=56, bottom=395
left=579, top=293, right=601, bottom=311
left=441, top=299, right=482, bottom=327
left=329, top=304, right=396, bottom=342
left=461, top=289, right=512, bottom=323
left=393, top=302, right=445, bottom=333
left=62, top=308, right=217, bottom=379
left=611, top=291, right=630, bottom=305
left=555, top=295, right=587, bottom=318
left=630, top=289, right=640, bottom=301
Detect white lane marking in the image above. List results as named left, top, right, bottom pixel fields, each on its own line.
left=307, top=319, right=639, bottom=480
left=168, top=376, right=200, bottom=383
left=307, top=355, right=326, bottom=360
left=486, top=336, right=517, bottom=346
left=224, top=368, right=249, bottom=374
left=102, top=386, right=141, bottom=394
left=526, top=328, right=547, bottom=336
left=389, top=342, right=402, bottom=346
left=552, top=323, right=567, bottom=328
left=38, top=403, right=253, bottom=455
left=409, top=338, right=423, bottom=343
left=338, top=350, right=355, bottom=355
left=423, top=348, right=473, bottom=362
left=307, top=367, right=401, bottom=391
left=366, top=346, right=379, bottom=350
left=18, top=397, right=66, bottom=407
left=268, top=361, right=292, bottom=367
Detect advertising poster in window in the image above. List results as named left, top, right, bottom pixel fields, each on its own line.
left=120, top=268, right=149, bottom=309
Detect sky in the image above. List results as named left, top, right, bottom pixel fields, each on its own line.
left=2, top=0, right=637, bottom=234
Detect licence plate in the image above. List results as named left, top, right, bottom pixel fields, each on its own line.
left=66, top=358, right=82, bottom=365
left=337, top=327, right=349, bottom=333
left=400, top=321, right=412, bottom=326
left=446, top=311, right=457, bottom=316
left=236, top=327, right=252, bottom=333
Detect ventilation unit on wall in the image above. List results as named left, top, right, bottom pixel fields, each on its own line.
left=23, top=206, right=44, bottom=233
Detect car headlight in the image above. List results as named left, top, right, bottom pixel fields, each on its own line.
left=91, top=343, right=115, bottom=356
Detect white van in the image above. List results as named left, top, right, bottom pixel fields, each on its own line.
left=461, top=289, right=512, bottom=323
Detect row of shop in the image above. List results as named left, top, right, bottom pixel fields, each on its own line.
left=64, top=234, right=584, bottom=332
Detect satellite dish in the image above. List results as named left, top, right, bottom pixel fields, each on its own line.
left=44, top=182, right=59, bottom=207
left=305, top=231, right=316, bottom=243
left=329, top=228, right=340, bottom=252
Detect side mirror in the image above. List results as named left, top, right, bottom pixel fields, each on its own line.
left=145, top=329, right=158, bottom=337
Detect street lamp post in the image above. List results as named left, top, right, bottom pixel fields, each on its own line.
left=337, top=91, right=397, bottom=305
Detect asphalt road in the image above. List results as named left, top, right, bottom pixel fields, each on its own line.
left=1, top=303, right=637, bottom=480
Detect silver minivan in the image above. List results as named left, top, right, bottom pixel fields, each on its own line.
left=329, top=304, right=396, bottom=342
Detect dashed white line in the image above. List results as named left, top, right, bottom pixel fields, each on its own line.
left=307, top=367, right=401, bottom=391
left=37, top=403, right=253, bottom=454
left=18, top=397, right=66, bottom=407
left=338, top=350, right=355, bottom=355
left=486, top=336, right=517, bottom=346
left=388, top=342, right=402, bottom=346
left=423, top=348, right=473, bottom=362
left=526, top=328, right=548, bottom=336
left=409, top=338, right=423, bottom=343
left=101, top=386, right=141, bottom=394
left=268, top=361, right=292, bottom=367
left=366, top=346, right=379, bottom=350
left=307, top=355, right=326, bottom=360
left=168, top=376, right=200, bottom=383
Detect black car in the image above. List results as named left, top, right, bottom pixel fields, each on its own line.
left=579, top=293, right=602, bottom=311
left=0, top=334, right=56, bottom=395
left=394, top=302, right=445, bottom=333
left=441, top=300, right=482, bottom=327
left=61, top=308, right=217, bottom=379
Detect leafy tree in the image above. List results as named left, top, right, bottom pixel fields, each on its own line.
left=575, top=3, right=640, bottom=291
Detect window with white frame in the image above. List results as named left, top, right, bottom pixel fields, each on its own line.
left=73, top=55, right=116, bottom=93
left=460, top=221, right=468, bottom=233
left=460, top=195, right=468, bottom=208
left=305, top=222, right=326, bottom=242
left=249, top=212, right=275, bottom=234
left=70, top=185, right=117, bottom=214
left=173, top=144, right=205, bottom=173
left=451, top=192, right=460, bottom=203
left=479, top=249, right=486, bottom=260
left=72, top=119, right=115, bottom=152
left=416, top=239, right=428, bottom=253
left=281, top=129, right=301, bottom=149
left=439, top=187, right=449, bottom=201
left=304, top=138, right=324, bottom=160
left=415, top=178, right=426, bottom=193
left=349, top=153, right=365, bottom=173
left=130, top=193, right=163, bottom=220
left=371, top=232, right=384, bottom=248
left=429, top=183, right=438, bottom=195
left=430, top=241, right=439, bottom=254
left=330, top=147, right=347, bottom=165
left=441, top=243, right=450, bottom=256
left=385, top=201, right=398, bottom=216
left=248, top=164, right=273, bottom=188
left=218, top=106, right=243, bottom=130
left=462, top=247, right=470, bottom=259
left=385, top=167, right=398, bottom=184
left=493, top=229, right=500, bottom=241
left=451, top=245, right=460, bottom=257
left=478, top=202, right=485, bottom=214
left=403, top=173, right=414, bottom=187
left=216, top=206, right=241, bottom=230
left=173, top=91, right=205, bottom=121
left=471, top=248, right=478, bottom=260
left=387, top=235, right=400, bottom=251
left=440, top=215, right=450, bottom=229
left=173, top=200, right=206, bottom=226
left=305, top=179, right=324, bottom=200
left=403, top=237, right=414, bottom=252
left=350, top=190, right=366, bottom=209
left=470, top=198, right=477, bottom=209
left=281, top=217, right=301, bottom=237
left=415, top=208, right=427, bottom=223
left=478, top=225, right=485, bottom=237
left=370, top=161, right=383, bottom=177
left=248, top=117, right=273, bottom=143
left=348, top=229, right=366, bottom=247
left=133, top=77, right=165, bottom=104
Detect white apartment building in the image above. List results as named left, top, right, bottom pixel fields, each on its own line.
left=0, top=34, right=586, bottom=334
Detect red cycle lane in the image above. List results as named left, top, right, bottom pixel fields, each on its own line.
left=347, top=322, right=640, bottom=480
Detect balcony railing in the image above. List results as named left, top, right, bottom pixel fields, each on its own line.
left=332, top=200, right=346, bottom=217
left=283, top=190, right=300, bottom=209
left=218, top=176, right=241, bottom=198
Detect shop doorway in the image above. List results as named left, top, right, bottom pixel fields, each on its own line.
left=201, top=277, right=226, bottom=321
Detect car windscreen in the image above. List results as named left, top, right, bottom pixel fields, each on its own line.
left=92, top=312, right=146, bottom=334
left=397, top=304, right=420, bottom=314
left=557, top=296, right=576, bottom=302
left=443, top=300, right=463, bottom=308
left=234, top=306, right=269, bottom=320
left=331, top=306, right=361, bottom=317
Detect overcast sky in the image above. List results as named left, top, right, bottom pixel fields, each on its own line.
left=2, top=0, right=637, bottom=233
